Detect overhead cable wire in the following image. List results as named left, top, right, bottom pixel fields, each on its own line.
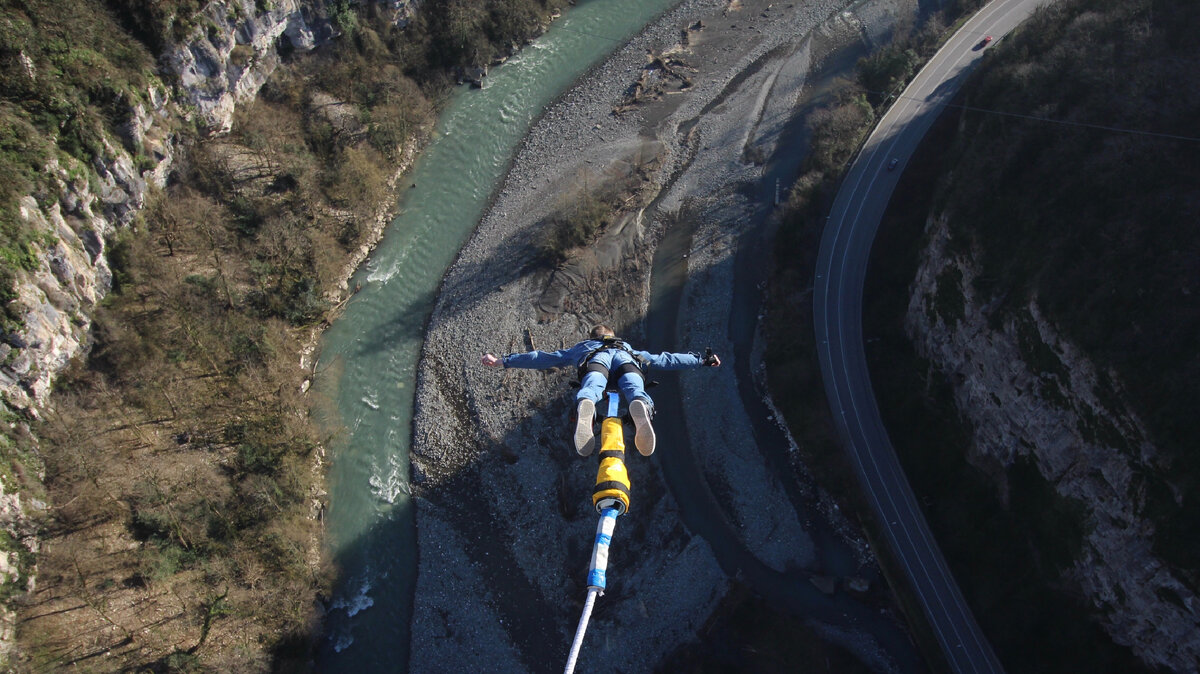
left=872, top=89, right=1200, bottom=144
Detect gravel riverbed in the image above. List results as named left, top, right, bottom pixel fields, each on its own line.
left=408, top=0, right=920, bottom=671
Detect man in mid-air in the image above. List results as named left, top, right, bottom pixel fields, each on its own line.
left=481, top=325, right=720, bottom=456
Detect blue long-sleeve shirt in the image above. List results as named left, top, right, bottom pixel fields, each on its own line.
left=502, top=339, right=703, bottom=371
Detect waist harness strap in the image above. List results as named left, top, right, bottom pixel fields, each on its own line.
left=584, top=360, right=644, bottom=384
left=579, top=360, right=657, bottom=392
left=574, top=338, right=657, bottom=390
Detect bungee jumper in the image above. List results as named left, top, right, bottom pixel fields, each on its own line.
left=481, top=324, right=720, bottom=672
left=480, top=324, right=721, bottom=456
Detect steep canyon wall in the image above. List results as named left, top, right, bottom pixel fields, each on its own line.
left=906, top=214, right=1200, bottom=671
left=0, top=0, right=416, bottom=661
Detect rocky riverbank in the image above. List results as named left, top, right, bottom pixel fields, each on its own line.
left=409, top=0, right=928, bottom=671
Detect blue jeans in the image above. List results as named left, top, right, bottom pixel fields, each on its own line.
left=575, top=349, right=653, bottom=408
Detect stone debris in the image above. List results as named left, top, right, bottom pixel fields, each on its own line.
left=407, top=0, right=885, bottom=671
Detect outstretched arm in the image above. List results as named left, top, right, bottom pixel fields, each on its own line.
left=637, top=349, right=721, bottom=370
left=481, top=342, right=594, bottom=370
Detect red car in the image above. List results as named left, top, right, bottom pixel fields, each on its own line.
left=980, top=35, right=993, bottom=47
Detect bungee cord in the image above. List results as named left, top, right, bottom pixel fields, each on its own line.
left=564, top=393, right=631, bottom=674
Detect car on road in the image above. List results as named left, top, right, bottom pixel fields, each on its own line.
left=980, top=35, right=993, bottom=47
left=887, top=157, right=899, bottom=171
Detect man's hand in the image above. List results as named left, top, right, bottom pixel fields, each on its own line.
left=703, top=347, right=721, bottom=367
left=481, top=353, right=502, bottom=367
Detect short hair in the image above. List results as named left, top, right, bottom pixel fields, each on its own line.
left=590, top=325, right=615, bottom=340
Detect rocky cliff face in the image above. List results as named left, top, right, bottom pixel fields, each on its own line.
left=3, top=0, right=421, bottom=415
left=165, top=0, right=416, bottom=135
left=0, top=0, right=418, bottom=663
left=4, top=144, right=161, bottom=411
left=906, top=214, right=1200, bottom=672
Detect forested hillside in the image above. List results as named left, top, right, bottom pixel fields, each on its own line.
left=0, top=0, right=568, bottom=670
left=866, top=0, right=1200, bottom=670
left=764, top=0, right=1200, bottom=670
left=942, top=0, right=1200, bottom=579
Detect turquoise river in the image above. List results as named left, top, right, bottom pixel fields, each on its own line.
left=314, top=1, right=683, bottom=670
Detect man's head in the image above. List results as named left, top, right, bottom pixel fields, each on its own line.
left=590, top=325, right=615, bottom=340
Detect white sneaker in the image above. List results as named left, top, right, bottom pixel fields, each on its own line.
left=574, top=399, right=595, bottom=456
left=629, top=399, right=656, bottom=456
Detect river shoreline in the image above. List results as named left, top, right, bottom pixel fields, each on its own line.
left=408, top=0, right=927, bottom=670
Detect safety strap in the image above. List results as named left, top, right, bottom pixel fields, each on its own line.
left=592, top=480, right=631, bottom=498
left=577, top=338, right=649, bottom=376
left=584, top=359, right=644, bottom=383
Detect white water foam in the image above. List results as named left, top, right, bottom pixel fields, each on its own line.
left=332, top=631, right=354, bottom=654
left=332, top=574, right=376, bottom=617
left=327, top=570, right=379, bottom=654
left=366, top=260, right=398, bottom=284
left=369, top=453, right=410, bottom=505
left=361, top=390, right=380, bottom=410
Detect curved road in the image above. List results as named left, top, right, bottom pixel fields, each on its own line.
left=814, top=1, right=1056, bottom=672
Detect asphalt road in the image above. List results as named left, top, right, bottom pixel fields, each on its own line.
left=813, top=1, right=1057, bottom=672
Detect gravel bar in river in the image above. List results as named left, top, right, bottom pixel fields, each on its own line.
left=409, top=0, right=923, bottom=671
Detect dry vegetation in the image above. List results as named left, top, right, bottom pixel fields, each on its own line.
left=537, top=149, right=663, bottom=266
left=5, top=0, right=572, bottom=670
left=21, top=96, right=370, bottom=673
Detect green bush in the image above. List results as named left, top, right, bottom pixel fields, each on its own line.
left=0, top=530, right=33, bottom=603
left=933, top=266, right=965, bottom=324
left=247, top=272, right=328, bottom=326
left=236, top=442, right=282, bottom=476
left=857, top=46, right=920, bottom=104
left=330, top=0, right=358, bottom=36
left=229, top=328, right=274, bottom=372
left=162, top=650, right=202, bottom=673
left=805, top=89, right=873, bottom=170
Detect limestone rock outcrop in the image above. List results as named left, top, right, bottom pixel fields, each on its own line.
left=906, top=214, right=1200, bottom=672
left=1, top=0, right=421, bottom=412
left=0, top=0, right=420, bottom=662
left=3, top=133, right=162, bottom=411
left=164, top=0, right=417, bottom=135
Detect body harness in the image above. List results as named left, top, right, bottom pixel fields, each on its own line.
left=575, top=337, right=655, bottom=390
